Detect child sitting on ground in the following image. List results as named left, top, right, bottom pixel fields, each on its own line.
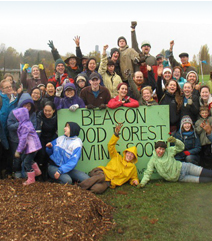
left=46, top=122, right=89, bottom=184
left=13, top=107, right=42, bottom=185
left=195, top=106, right=212, bottom=168
left=137, top=137, right=212, bottom=188
left=78, top=124, right=139, bottom=194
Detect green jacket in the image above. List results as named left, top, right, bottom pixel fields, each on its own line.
left=140, top=139, right=184, bottom=186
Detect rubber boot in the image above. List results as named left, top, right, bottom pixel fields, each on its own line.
left=23, top=171, right=35, bottom=186
left=32, top=162, right=42, bottom=176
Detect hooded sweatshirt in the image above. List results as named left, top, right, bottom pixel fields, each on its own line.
left=7, top=93, right=36, bottom=143
left=98, top=134, right=139, bottom=188
left=13, top=107, right=41, bottom=154
left=46, top=122, right=82, bottom=175
left=140, top=139, right=184, bottom=187
left=54, top=83, right=85, bottom=110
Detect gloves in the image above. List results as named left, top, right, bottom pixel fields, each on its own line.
left=99, top=104, right=107, bottom=110
left=55, top=86, right=63, bottom=97
left=23, top=64, right=29, bottom=71
left=62, top=79, right=70, bottom=86
left=55, top=72, right=60, bottom=80
left=167, top=136, right=176, bottom=143
left=14, top=151, right=20, bottom=158
left=38, top=64, right=44, bottom=70
left=47, top=40, right=55, bottom=50
left=187, top=99, right=193, bottom=105
left=139, top=53, right=146, bottom=64
left=123, top=97, right=130, bottom=103
left=137, top=183, right=144, bottom=189
left=131, top=21, right=137, bottom=29
left=134, top=56, right=141, bottom=65
left=124, top=69, right=131, bottom=78
left=184, top=151, right=191, bottom=156
left=69, top=104, right=79, bottom=112
left=87, top=104, right=96, bottom=109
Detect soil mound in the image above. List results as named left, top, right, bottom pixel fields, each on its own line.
left=0, top=179, right=114, bottom=240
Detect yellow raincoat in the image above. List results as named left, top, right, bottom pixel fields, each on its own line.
left=98, top=134, right=139, bottom=188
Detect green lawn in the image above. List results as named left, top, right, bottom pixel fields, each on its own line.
left=99, top=181, right=212, bottom=241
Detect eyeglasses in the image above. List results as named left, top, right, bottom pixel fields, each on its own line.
left=3, top=86, right=12, bottom=89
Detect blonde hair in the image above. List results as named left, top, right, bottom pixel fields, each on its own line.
left=141, top=86, right=153, bottom=95
left=0, top=79, right=10, bottom=89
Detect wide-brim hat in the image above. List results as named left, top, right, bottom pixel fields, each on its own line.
left=64, top=54, right=80, bottom=65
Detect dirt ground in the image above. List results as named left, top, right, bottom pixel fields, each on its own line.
left=0, top=179, right=114, bottom=240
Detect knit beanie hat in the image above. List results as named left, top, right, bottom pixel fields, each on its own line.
left=117, top=36, right=127, bottom=46
left=155, top=141, right=167, bottom=149
left=110, top=48, right=120, bottom=57
left=186, top=71, right=199, bottom=83
left=141, top=40, right=151, bottom=48
left=55, top=58, right=66, bottom=69
left=163, top=67, right=172, bottom=75
left=181, top=115, right=193, bottom=126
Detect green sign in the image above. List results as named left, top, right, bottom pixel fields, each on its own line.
left=58, top=106, right=170, bottom=179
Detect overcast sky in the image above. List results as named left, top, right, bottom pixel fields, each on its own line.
left=0, top=1, right=212, bottom=61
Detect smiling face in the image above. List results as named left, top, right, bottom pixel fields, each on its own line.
left=1, top=81, right=13, bottom=95
left=133, top=71, right=144, bottom=86
left=68, top=58, right=77, bottom=68
left=43, top=105, right=55, bottom=119
left=64, top=123, right=71, bottom=137
left=65, top=88, right=75, bottom=98
left=173, top=68, right=181, bottom=80
left=200, top=87, right=210, bottom=101
left=46, top=83, right=56, bottom=96
left=163, top=71, right=172, bottom=82
left=32, top=67, right=40, bottom=79
left=200, top=110, right=209, bottom=119
left=142, top=89, right=152, bottom=101
left=180, top=56, right=189, bottom=64
left=118, top=85, right=128, bottom=99
left=88, top=60, right=96, bottom=72
left=183, top=123, right=192, bottom=132
left=155, top=147, right=166, bottom=158
left=166, top=80, right=177, bottom=94
left=111, top=51, right=119, bottom=62
left=89, top=78, right=100, bottom=91
left=31, top=89, right=41, bottom=101
left=187, top=73, right=197, bottom=85
left=125, top=151, right=135, bottom=162
left=183, top=83, right=192, bottom=97
left=56, top=63, right=65, bottom=74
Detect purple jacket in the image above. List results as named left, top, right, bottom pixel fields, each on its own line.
left=54, top=83, right=85, bottom=110
left=13, top=107, right=42, bottom=154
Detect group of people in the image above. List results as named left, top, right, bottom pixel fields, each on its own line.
left=1, top=21, right=212, bottom=192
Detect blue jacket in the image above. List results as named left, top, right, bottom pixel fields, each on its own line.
left=7, top=93, right=36, bottom=144
left=0, top=92, right=18, bottom=149
left=46, top=135, right=82, bottom=174
left=174, top=130, right=201, bottom=161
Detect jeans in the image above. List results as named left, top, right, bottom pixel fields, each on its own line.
left=22, top=152, right=37, bottom=172
left=178, top=162, right=203, bottom=183
left=48, top=164, right=90, bottom=184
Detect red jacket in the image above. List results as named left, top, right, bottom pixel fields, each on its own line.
left=107, top=95, right=139, bottom=109
left=48, top=73, right=74, bottom=87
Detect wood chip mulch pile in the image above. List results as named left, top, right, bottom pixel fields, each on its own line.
left=0, top=179, right=114, bottom=240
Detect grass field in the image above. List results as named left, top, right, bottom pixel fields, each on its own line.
left=99, top=181, right=212, bottom=241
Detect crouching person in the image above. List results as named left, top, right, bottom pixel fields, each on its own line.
left=46, top=122, right=89, bottom=184
left=138, top=137, right=212, bottom=188
left=78, top=124, right=139, bottom=194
